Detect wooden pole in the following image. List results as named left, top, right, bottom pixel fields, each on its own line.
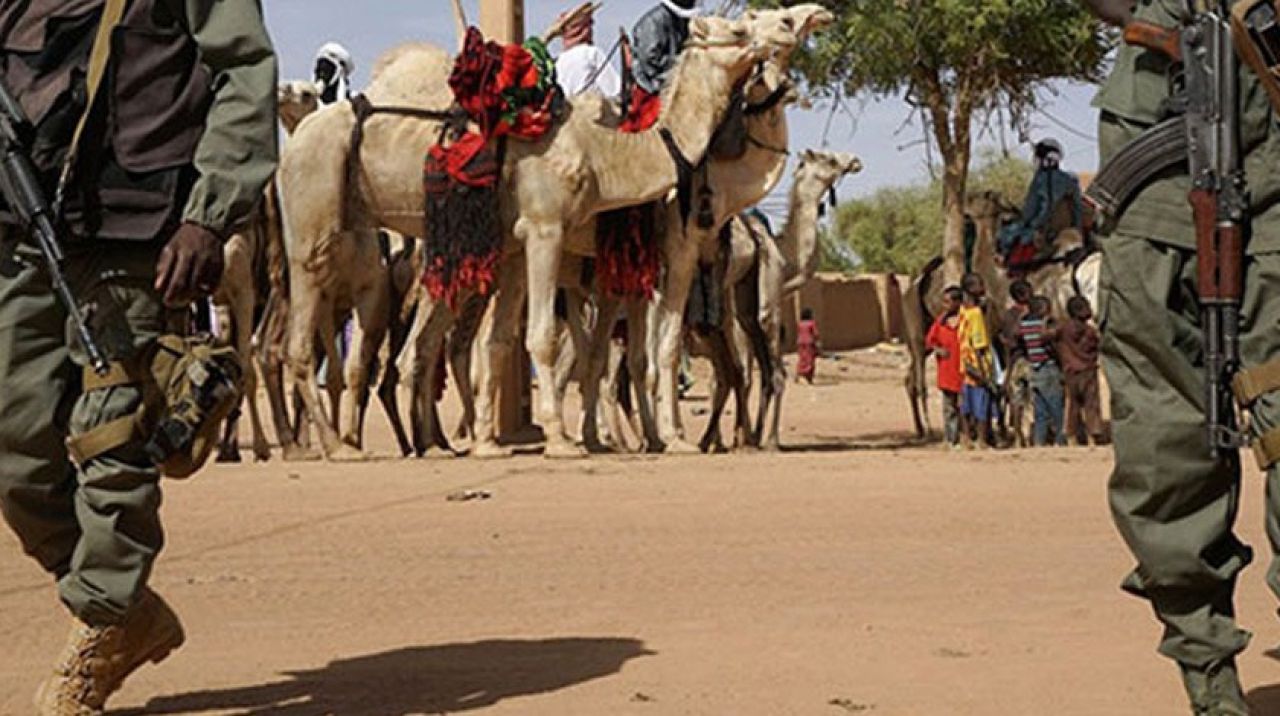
left=480, top=0, right=534, bottom=441
left=479, top=0, right=524, bottom=43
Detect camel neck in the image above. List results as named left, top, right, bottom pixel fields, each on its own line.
left=779, top=179, right=824, bottom=289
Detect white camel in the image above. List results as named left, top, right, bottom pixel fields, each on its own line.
left=718, top=149, right=862, bottom=451
left=278, top=15, right=786, bottom=460
left=212, top=80, right=320, bottom=463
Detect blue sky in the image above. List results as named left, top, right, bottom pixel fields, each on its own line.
left=262, top=0, right=1102, bottom=220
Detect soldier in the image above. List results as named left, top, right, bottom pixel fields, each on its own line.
left=0, top=0, right=278, bottom=713
left=1084, top=0, right=1280, bottom=712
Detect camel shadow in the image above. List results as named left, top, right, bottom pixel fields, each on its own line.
left=119, top=637, right=653, bottom=716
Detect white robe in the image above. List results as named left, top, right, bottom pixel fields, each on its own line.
left=555, top=44, right=622, bottom=99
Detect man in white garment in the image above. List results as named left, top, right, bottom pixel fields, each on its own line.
left=555, top=6, right=621, bottom=99
left=313, top=41, right=355, bottom=105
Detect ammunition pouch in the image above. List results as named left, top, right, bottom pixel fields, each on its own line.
left=1232, top=0, right=1280, bottom=114
left=66, top=334, right=243, bottom=479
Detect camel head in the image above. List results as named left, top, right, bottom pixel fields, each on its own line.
left=795, top=149, right=863, bottom=197
left=681, top=15, right=772, bottom=81
left=965, top=190, right=1017, bottom=224
left=278, top=80, right=321, bottom=135
left=741, top=4, right=835, bottom=63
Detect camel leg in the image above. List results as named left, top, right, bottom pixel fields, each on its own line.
left=339, top=277, right=389, bottom=453
left=255, top=292, right=314, bottom=460
left=727, top=315, right=754, bottom=450
left=324, top=316, right=345, bottom=432
left=625, top=298, right=662, bottom=451
left=653, top=236, right=701, bottom=453
left=697, top=332, right=731, bottom=453
left=738, top=307, right=774, bottom=448
left=286, top=278, right=351, bottom=460
left=601, top=340, right=635, bottom=452
left=580, top=293, right=621, bottom=453
left=231, top=286, right=271, bottom=462
left=523, top=229, right=582, bottom=459
left=473, top=256, right=527, bottom=459
left=378, top=302, right=415, bottom=458
left=406, top=298, right=455, bottom=457
left=449, top=294, right=486, bottom=443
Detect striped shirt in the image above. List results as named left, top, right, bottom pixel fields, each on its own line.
left=1018, top=316, right=1054, bottom=367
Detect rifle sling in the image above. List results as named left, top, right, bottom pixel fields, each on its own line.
left=1253, top=425, right=1280, bottom=470
left=58, top=0, right=129, bottom=197
left=1233, top=357, right=1280, bottom=405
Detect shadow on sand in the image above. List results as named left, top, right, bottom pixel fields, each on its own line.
left=120, top=637, right=653, bottom=716
left=1247, top=683, right=1280, bottom=712
left=780, top=430, right=933, bottom=454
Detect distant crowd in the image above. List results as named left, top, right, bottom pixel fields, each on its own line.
left=925, top=275, right=1104, bottom=450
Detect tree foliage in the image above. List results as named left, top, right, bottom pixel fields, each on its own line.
left=825, top=152, right=1035, bottom=275
left=752, top=0, right=1111, bottom=280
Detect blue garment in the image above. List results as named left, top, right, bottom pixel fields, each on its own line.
left=961, top=384, right=992, bottom=421
left=1030, top=361, right=1067, bottom=446
left=998, top=167, right=1084, bottom=253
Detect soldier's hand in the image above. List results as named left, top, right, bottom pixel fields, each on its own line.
left=155, top=223, right=223, bottom=307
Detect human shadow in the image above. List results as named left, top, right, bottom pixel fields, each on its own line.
left=1247, top=683, right=1280, bottom=712
left=121, top=637, right=653, bottom=716
left=781, top=430, right=933, bottom=454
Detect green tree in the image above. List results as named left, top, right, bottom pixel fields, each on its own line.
left=751, top=0, right=1110, bottom=281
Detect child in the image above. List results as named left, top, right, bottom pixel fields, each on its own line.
left=796, top=308, right=820, bottom=384
left=957, top=274, right=995, bottom=448
left=1000, top=279, right=1033, bottom=364
left=1019, top=295, right=1067, bottom=446
left=1057, top=295, right=1105, bottom=445
left=926, top=286, right=965, bottom=447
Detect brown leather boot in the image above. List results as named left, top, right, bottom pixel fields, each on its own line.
left=34, top=589, right=185, bottom=715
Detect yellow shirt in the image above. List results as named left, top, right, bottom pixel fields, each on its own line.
left=957, top=305, right=992, bottom=385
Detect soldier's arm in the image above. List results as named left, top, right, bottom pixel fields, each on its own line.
left=180, top=0, right=279, bottom=238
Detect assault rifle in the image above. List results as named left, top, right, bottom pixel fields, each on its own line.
left=0, top=80, right=109, bottom=375
left=1086, top=0, right=1248, bottom=457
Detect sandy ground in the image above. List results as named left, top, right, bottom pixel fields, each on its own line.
left=3, top=348, right=1280, bottom=715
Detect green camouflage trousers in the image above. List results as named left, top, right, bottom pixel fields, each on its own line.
left=1102, top=231, right=1280, bottom=668
left=0, top=234, right=179, bottom=627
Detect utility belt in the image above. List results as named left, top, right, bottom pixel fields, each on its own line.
left=67, top=334, right=243, bottom=479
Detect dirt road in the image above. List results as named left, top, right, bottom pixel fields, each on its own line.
left=3, top=350, right=1278, bottom=715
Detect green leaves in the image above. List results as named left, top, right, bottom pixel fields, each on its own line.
left=752, top=0, right=1112, bottom=118
left=827, top=151, right=1034, bottom=274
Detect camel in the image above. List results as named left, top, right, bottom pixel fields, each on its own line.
left=639, top=7, right=834, bottom=454
left=713, top=149, right=862, bottom=451
left=290, top=12, right=801, bottom=460
left=900, top=190, right=1090, bottom=438
left=212, top=80, right=320, bottom=463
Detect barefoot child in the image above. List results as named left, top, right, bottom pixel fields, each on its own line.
left=926, top=287, right=964, bottom=447
left=958, top=274, right=996, bottom=448
left=796, top=308, right=820, bottom=384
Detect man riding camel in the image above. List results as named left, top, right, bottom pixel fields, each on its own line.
left=556, top=5, right=622, bottom=98
left=313, top=41, right=355, bottom=105
left=626, top=0, right=700, bottom=129
left=997, top=138, right=1084, bottom=269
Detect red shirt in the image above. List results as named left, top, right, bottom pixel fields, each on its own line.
left=926, top=313, right=963, bottom=394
